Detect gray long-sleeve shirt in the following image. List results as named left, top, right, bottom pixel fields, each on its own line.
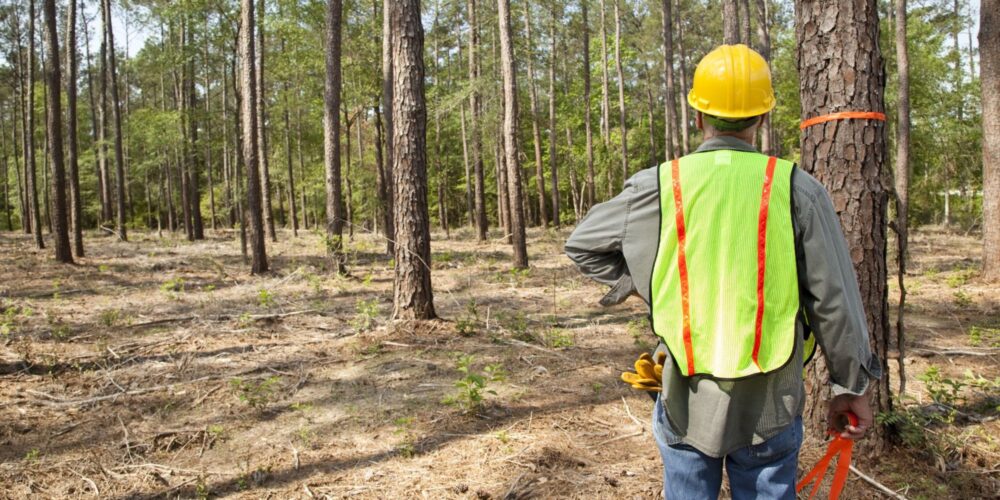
left=565, top=136, right=882, bottom=457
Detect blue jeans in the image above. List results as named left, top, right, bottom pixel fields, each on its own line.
left=652, top=396, right=802, bottom=500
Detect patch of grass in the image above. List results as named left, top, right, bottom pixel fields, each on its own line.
left=968, top=326, right=1000, bottom=347
left=0, top=301, right=32, bottom=337
left=350, top=298, right=380, bottom=331
left=498, top=311, right=531, bottom=341
left=257, top=288, right=275, bottom=308
left=98, top=309, right=124, bottom=327
left=946, top=268, right=977, bottom=288
left=456, top=300, right=480, bottom=337
left=23, top=448, right=40, bottom=463
left=46, top=313, right=71, bottom=341
left=229, top=376, right=282, bottom=409
left=160, top=277, right=185, bottom=299
left=443, top=354, right=506, bottom=412
left=953, top=290, right=973, bottom=308
left=543, top=328, right=574, bottom=348
left=393, top=417, right=418, bottom=457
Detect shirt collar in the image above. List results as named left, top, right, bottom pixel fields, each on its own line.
left=694, top=136, right=759, bottom=154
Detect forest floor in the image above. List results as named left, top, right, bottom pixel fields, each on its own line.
left=0, top=226, right=997, bottom=499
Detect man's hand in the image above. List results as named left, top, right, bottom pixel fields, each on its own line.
left=827, top=393, right=873, bottom=440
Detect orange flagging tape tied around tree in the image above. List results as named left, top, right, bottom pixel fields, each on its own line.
left=799, top=111, right=887, bottom=130
left=796, top=412, right=858, bottom=500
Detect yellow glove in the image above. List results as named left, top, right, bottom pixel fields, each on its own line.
left=620, top=352, right=666, bottom=392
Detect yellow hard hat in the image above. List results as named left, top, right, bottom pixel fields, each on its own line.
left=687, top=44, right=775, bottom=119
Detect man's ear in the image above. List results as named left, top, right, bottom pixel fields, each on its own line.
left=695, top=112, right=704, bottom=131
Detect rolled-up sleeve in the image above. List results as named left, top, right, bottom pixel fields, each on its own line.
left=794, top=172, right=883, bottom=396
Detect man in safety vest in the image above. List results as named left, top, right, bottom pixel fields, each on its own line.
left=565, top=44, right=882, bottom=499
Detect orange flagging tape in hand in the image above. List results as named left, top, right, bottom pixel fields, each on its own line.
left=796, top=412, right=858, bottom=500
left=799, top=111, right=887, bottom=130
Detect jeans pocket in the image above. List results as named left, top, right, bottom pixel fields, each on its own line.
left=746, top=417, right=803, bottom=461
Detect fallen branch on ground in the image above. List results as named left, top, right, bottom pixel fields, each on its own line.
left=850, top=465, right=909, bottom=499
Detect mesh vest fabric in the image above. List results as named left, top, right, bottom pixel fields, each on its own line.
left=650, top=150, right=799, bottom=379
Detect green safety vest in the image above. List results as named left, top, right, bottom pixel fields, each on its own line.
left=650, top=150, right=800, bottom=379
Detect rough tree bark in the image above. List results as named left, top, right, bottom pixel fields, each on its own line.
left=240, top=0, right=268, bottom=274
left=675, top=0, right=690, bottom=155
left=65, top=0, right=84, bottom=256
left=42, top=0, right=71, bottom=262
left=983, top=0, right=1000, bottom=281
left=389, top=0, right=436, bottom=319
left=738, top=0, right=751, bottom=45
left=498, top=0, right=527, bottom=268
left=523, top=5, right=547, bottom=228
left=324, top=0, right=346, bottom=274
left=723, top=0, right=739, bottom=45
left=102, top=0, right=127, bottom=241
left=599, top=0, right=611, bottom=149
left=797, top=0, right=891, bottom=454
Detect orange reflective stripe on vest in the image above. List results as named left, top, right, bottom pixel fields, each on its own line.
left=670, top=159, right=696, bottom=376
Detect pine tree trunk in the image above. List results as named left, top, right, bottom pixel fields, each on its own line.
left=582, top=0, right=596, bottom=208
left=613, top=0, right=628, bottom=188
left=257, top=0, right=276, bottom=242
left=42, top=0, right=71, bottom=262
left=548, top=6, right=559, bottom=228
left=523, top=6, right=547, bottom=228
left=0, top=117, right=12, bottom=230
left=381, top=0, right=396, bottom=254
left=102, top=0, right=127, bottom=241
left=240, top=0, right=267, bottom=273
left=982, top=0, right=1000, bottom=281
left=497, top=0, right=527, bottom=268
left=282, top=38, right=297, bottom=237
left=675, top=0, right=690, bottom=155
left=81, top=10, right=107, bottom=225
left=374, top=101, right=393, bottom=250
left=467, top=0, right=488, bottom=241
left=389, top=0, right=436, bottom=319
left=343, top=105, right=353, bottom=238
left=797, top=0, right=891, bottom=454
left=98, top=35, right=112, bottom=225
left=205, top=40, right=217, bottom=232
left=894, top=0, right=911, bottom=394
left=599, top=0, right=611, bottom=150
left=10, top=100, right=26, bottom=232
left=662, top=0, right=678, bottom=160
left=723, top=0, right=739, bottom=45
left=65, top=0, right=83, bottom=256
left=27, top=0, right=44, bottom=248
left=738, top=0, right=751, bottom=45
left=324, top=0, right=346, bottom=273
left=186, top=21, right=204, bottom=240
left=754, top=0, right=775, bottom=155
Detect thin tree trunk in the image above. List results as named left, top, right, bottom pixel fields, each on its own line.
left=548, top=6, right=560, bottom=228
left=389, top=0, right=436, bottom=319
left=64, top=0, right=83, bottom=255
left=755, top=0, right=775, bottom=155
left=241, top=0, right=267, bottom=273
left=257, top=0, right=275, bottom=242
left=598, top=0, right=612, bottom=150
left=296, top=104, right=309, bottom=231
left=186, top=20, right=204, bottom=240
left=662, top=0, right=678, bottom=160
left=282, top=42, right=297, bottom=237
left=723, top=0, right=739, bottom=45
left=103, top=0, right=127, bottom=241
left=205, top=41, right=217, bottom=231
left=894, top=0, right=911, bottom=396
left=343, top=105, right=353, bottom=238
left=42, top=0, right=71, bottom=262
left=675, top=1, right=690, bottom=155
left=644, top=65, right=657, bottom=164
left=324, top=0, right=346, bottom=274
left=524, top=6, right=547, bottom=228
left=10, top=100, right=26, bottom=232
left=458, top=99, right=474, bottom=229
left=82, top=9, right=107, bottom=225
left=497, top=0, right=527, bottom=268
left=797, top=0, right=890, bottom=453
left=382, top=0, right=396, bottom=253
left=374, top=101, right=392, bottom=250
left=983, top=0, right=1000, bottom=281
left=613, top=0, right=628, bottom=187
left=27, top=0, right=44, bottom=247
left=0, top=114, right=12, bottom=230
left=98, top=32, right=112, bottom=225
left=468, top=0, right=488, bottom=241
left=582, top=0, right=595, bottom=208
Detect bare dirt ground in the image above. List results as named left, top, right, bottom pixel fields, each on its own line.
left=0, top=226, right=997, bottom=499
